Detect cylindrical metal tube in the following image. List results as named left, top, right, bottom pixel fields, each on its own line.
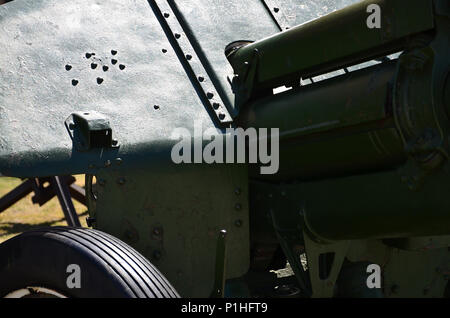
left=301, top=168, right=450, bottom=241
left=239, top=60, right=406, bottom=181
left=227, top=0, right=434, bottom=90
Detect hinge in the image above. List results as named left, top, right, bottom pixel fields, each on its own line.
left=65, top=111, right=119, bottom=151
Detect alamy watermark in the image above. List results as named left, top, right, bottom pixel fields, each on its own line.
left=170, top=120, right=280, bottom=175
left=366, top=264, right=381, bottom=289
left=66, top=264, right=81, bottom=289
left=366, top=4, right=381, bottom=29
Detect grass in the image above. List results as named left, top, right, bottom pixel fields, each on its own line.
left=0, top=175, right=88, bottom=243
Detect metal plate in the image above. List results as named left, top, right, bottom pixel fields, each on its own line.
left=0, top=0, right=216, bottom=176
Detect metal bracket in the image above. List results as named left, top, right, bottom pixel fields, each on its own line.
left=303, top=231, right=349, bottom=298
left=210, top=229, right=227, bottom=298
left=152, top=0, right=233, bottom=126
left=227, top=47, right=260, bottom=111
left=65, top=111, right=119, bottom=152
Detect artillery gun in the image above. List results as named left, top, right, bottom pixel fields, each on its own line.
left=0, top=0, right=449, bottom=298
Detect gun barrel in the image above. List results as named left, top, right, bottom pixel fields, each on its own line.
left=227, top=0, right=435, bottom=91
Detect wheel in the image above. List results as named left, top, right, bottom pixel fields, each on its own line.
left=0, top=227, right=179, bottom=298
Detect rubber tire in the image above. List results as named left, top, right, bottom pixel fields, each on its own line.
left=0, top=227, right=179, bottom=298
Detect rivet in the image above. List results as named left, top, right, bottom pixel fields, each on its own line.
left=273, top=7, right=279, bottom=12
left=235, top=203, right=242, bottom=211
left=174, top=33, right=181, bottom=39
left=97, top=179, right=106, bottom=186
left=235, top=219, right=243, bottom=227
left=153, top=250, right=162, bottom=260
left=186, top=54, right=192, bottom=60
left=206, top=92, right=214, bottom=99
left=118, top=177, right=126, bottom=185
left=212, top=102, right=220, bottom=110
left=115, top=158, right=123, bottom=165
left=218, top=114, right=225, bottom=120
left=104, top=160, right=111, bottom=167
left=163, top=12, right=170, bottom=18
left=234, top=188, right=241, bottom=195
left=198, top=76, right=204, bottom=82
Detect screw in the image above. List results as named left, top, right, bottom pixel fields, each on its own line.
left=235, top=203, right=242, bottom=211
left=117, top=177, right=126, bottom=185
left=391, top=284, right=398, bottom=294
left=104, top=160, right=111, bottom=167
left=235, top=219, right=243, bottom=227
left=234, top=188, right=241, bottom=195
